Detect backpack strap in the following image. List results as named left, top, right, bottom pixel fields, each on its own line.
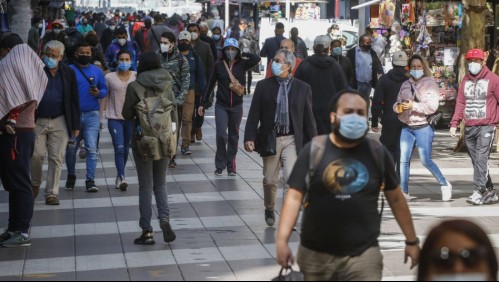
left=303, top=134, right=328, bottom=208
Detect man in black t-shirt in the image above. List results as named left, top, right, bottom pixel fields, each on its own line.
left=276, top=90, right=420, bottom=281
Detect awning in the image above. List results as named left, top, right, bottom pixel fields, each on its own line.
left=351, top=0, right=381, bottom=10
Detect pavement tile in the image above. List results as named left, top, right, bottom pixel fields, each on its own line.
left=26, top=236, right=75, bottom=260
left=76, top=268, right=129, bottom=281
left=75, top=234, right=123, bottom=256
left=128, top=265, right=183, bottom=281
left=178, top=261, right=236, bottom=281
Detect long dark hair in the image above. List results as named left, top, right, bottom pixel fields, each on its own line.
left=137, top=52, right=161, bottom=75
left=418, top=219, right=498, bottom=281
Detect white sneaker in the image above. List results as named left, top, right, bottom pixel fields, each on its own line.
left=403, top=192, right=411, bottom=202
left=483, top=189, right=499, bottom=204
left=441, top=181, right=452, bottom=202
left=466, top=190, right=484, bottom=205
left=115, top=176, right=128, bottom=191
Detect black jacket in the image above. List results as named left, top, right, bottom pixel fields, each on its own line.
left=203, top=52, right=261, bottom=108
left=371, top=66, right=408, bottom=127
left=295, top=54, right=349, bottom=125
left=244, top=77, right=317, bottom=153
left=331, top=54, right=355, bottom=88
left=38, top=63, right=80, bottom=136
left=346, top=47, right=384, bottom=89
left=200, top=35, right=218, bottom=62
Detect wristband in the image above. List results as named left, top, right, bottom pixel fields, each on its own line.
left=405, top=238, right=420, bottom=246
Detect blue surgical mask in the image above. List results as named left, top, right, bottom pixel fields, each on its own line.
left=117, top=62, right=131, bottom=71
left=43, top=56, right=58, bottom=69
left=410, top=69, right=424, bottom=80
left=469, top=62, right=482, bottom=75
left=225, top=50, right=237, bottom=61
left=332, top=47, right=343, bottom=56
left=337, top=113, right=368, bottom=140
left=212, top=35, right=221, bottom=41
left=272, top=61, right=284, bottom=77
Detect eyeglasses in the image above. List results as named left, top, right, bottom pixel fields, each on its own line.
left=431, top=247, right=488, bottom=270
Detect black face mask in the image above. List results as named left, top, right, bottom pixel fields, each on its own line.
left=361, top=44, right=371, bottom=51
left=77, top=55, right=92, bottom=66
left=178, top=43, right=190, bottom=52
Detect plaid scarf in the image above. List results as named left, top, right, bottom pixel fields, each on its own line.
left=275, top=75, right=293, bottom=134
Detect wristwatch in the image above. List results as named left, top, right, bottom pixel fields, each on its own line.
left=405, top=238, right=420, bottom=246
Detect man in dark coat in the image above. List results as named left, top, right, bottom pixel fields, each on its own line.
left=295, top=35, right=349, bottom=135
left=260, top=22, right=286, bottom=62
left=244, top=49, right=317, bottom=227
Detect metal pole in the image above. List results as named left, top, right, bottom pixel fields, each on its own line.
left=225, top=0, right=229, bottom=29
left=286, top=0, right=290, bottom=20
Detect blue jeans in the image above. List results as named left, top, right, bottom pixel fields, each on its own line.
left=357, top=81, right=373, bottom=101
left=66, top=111, right=100, bottom=180
left=400, top=125, right=447, bottom=193
left=108, top=119, right=133, bottom=178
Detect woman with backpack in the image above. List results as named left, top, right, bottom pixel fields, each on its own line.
left=122, top=52, right=177, bottom=245
left=198, top=38, right=260, bottom=176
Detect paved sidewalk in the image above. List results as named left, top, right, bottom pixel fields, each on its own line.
left=1, top=75, right=499, bottom=280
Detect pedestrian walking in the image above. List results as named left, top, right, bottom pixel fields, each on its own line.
left=330, top=39, right=354, bottom=88
left=122, top=52, right=177, bottom=245
left=277, top=90, right=420, bottom=281
left=394, top=54, right=451, bottom=201
left=198, top=38, right=260, bottom=176
left=372, top=51, right=409, bottom=176
left=450, top=48, right=499, bottom=205
left=265, top=39, right=302, bottom=78
left=104, top=50, right=137, bottom=191
left=244, top=49, right=317, bottom=227
left=0, top=34, right=48, bottom=247
left=31, top=40, right=81, bottom=206
left=239, top=28, right=260, bottom=94
left=260, top=22, right=286, bottom=62
left=104, top=27, right=140, bottom=71
left=289, top=27, right=308, bottom=60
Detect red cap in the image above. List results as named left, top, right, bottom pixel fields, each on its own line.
left=465, top=49, right=484, bottom=60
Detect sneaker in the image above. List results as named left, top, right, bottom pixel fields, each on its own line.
left=85, top=179, right=99, bottom=193
left=403, top=192, right=412, bottom=202
left=0, top=230, right=13, bottom=244
left=483, top=189, right=499, bottom=204
left=1, top=232, right=31, bottom=247
left=265, top=210, right=275, bottom=227
left=159, top=218, right=176, bottom=243
left=32, top=186, right=40, bottom=199
left=45, top=196, right=60, bottom=206
left=467, top=190, right=484, bottom=205
left=215, top=169, right=224, bottom=176
left=181, top=147, right=192, bottom=155
left=441, top=181, right=453, bottom=202
left=169, top=159, right=177, bottom=168
left=191, top=135, right=196, bottom=144
left=115, top=176, right=128, bottom=191
left=78, top=147, right=87, bottom=159
left=65, top=175, right=76, bottom=191
left=134, top=230, right=155, bottom=245
left=196, top=128, right=203, bottom=141
left=228, top=171, right=237, bottom=177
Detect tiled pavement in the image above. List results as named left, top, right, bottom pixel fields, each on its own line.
left=1, top=74, right=499, bottom=281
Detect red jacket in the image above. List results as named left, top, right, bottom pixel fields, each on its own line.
left=451, top=67, right=499, bottom=128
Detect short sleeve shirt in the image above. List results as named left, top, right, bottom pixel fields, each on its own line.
left=287, top=137, right=399, bottom=256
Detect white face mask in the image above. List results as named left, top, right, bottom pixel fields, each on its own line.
left=37, top=23, right=43, bottom=29
left=160, top=43, right=171, bottom=53
left=431, top=273, right=487, bottom=281
left=469, top=62, right=483, bottom=75
left=190, top=32, right=199, bottom=41
left=118, top=39, right=127, bottom=46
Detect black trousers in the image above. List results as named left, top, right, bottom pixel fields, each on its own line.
left=0, top=131, right=35, bottom=233
left=380, top=121, right=403, bottom=177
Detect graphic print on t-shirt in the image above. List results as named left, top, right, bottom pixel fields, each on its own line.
left=464, top=79, right=489, bottom=120
left=322, top=159, right=369, bottom=199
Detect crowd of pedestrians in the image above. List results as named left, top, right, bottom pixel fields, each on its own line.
left=0, top=9, right=498, bottom=282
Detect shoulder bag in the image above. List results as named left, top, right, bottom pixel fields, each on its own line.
left=223, top=60, right=245, bottom=96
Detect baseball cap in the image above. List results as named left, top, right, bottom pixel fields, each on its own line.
left=465, top=49, right=484, bottom=60
left=392, top=51, right=408, bottom=67
left=178, top=31, right=192, bottom=41
left=223, top=38, right=239, bottom=50
left=314, top=35, right=331, bottom=48
left=51, top=20, right=65, bottom=30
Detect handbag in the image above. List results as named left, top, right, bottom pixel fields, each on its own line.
left=223, top=60, right=245, bottom=97
left=271, top=267, right=304, bottom=281
left=255, top=127, right=277, bottom=157
left=410, top=83, right=442, bottom=127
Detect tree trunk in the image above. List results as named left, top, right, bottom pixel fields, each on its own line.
left=7, top=0, right=38, bottom=43
left=454, top=0, right=487, bottom=152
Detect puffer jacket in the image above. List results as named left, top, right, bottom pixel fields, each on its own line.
left=394, top=76, right=439, bottom=126
left=158, top=48, right=190, bottom=105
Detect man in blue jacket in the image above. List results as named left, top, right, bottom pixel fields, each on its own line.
left=66, top=42, right=108, bottom=193
left=105, top=27, right=140, bottom=71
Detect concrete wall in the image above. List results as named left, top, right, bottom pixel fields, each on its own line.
left=8, top=0, right=38, bottom=43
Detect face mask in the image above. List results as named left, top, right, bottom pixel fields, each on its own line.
left=117, top=62, right=131, bottom=71
left=272, top=62, right=285, bottom=77
left=212, top=35, right=221, bottom=41
left=332, top=47, right=343, bottom=56
left=431, top=273, right=487, bottom=281
left=43, top=56, right=58, bottom=69
left=118, top=39, right=127, bottom=46
left=160, top=43, right=171, bottom=53
left=410, top=69, right=425, bottom=80
left=190, top=32, right=199, bottom=41
left=77, top=55, right=92, bottom=66
left=53, top=28, right=61, bottom=35
left=109, top=25, right=116, bottom=31
left=469, top=62, right=482, bottom=75
left=178, top=43, right=190, bottom=52
left=334, top=113, right=368, bottom=141
left=361, top=44, right=371, bottom=51
left=37, top=23, right=43, bottom=29
left=225, top=50, right=237, bottom=61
